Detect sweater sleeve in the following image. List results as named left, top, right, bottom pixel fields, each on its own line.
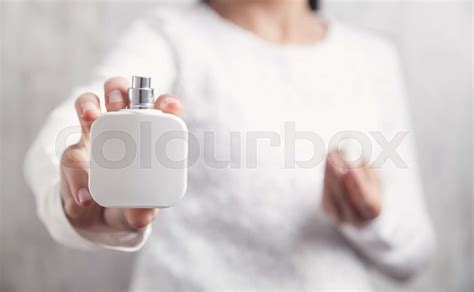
left=339, top=44, right=436, bottom=280
left=23, top=20, right=176, bottom=251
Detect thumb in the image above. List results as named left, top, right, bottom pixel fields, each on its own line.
left=102, top=208, right=157, bottom=231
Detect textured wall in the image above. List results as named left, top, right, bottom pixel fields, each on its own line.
left=1, top=1, right=472, bottom=291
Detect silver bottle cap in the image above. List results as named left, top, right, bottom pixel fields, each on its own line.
left=128, top=76, right=154, bottom=109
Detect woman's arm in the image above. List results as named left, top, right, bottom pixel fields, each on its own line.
left=24, top=20, right=177, bottom=251
left=323, top=44, right=436, bottom=280
left=339, top=126, right=435, bottom=280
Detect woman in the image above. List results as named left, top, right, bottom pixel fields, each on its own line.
left=25, top=0, right=435, bottom=290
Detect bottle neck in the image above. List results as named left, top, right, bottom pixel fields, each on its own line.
left=130, top=103, right=155, bottom=110
left=128, top=76, right=155, bottom=109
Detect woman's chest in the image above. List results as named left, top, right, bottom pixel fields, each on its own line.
left=180, top=56, right=380, bottom=215
left=188, top=52, right=377, bottom=127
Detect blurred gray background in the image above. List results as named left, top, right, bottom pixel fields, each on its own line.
left=1, top=0, right=472, bottom=291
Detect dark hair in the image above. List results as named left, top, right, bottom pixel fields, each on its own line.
left=309, top=0, right=320, bottom=11
left=204, top=1, right=320, bottom=11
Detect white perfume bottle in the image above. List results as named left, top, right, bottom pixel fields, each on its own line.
left=89, top=76, right=188, bottom=208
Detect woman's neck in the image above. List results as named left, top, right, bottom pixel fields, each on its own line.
left=207, top=0, right=326, bottom=45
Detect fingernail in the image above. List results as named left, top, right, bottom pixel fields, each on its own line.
left=81, top=102, right=98, bottom=115
left=77, top=188, right=92, bottom=204
left=108, top=90, right=124, bottom=104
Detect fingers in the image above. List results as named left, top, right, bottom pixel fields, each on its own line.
left=104, top=79, right=184, bottom=115
left=344, top=168, right=373, bottom=220
left=123, top=208, right=157, bottom=229
left=322, top=183, right=341, bottom=223
left=366, top=164, right=379, bottom=182
left=155, top=94, right=183, bottom=116
left=344, top=167, right=381, bottom=221
left=104, top=76, right=129, bottom=111
left=74, top=92, right=101, bottom=138
left=323, top=162, right=343, bottom=222
left=103, top=208, right=157, bottom=231
left=104, top=78, right=184, bottom=115
left=61, top=144, right=93, bottom=208
left=326, top=153, right=363, bottom=223
left=75, top=76, right=129, bottom=142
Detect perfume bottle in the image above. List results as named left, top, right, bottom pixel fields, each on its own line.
left=89, top=76, right=188, bottom=208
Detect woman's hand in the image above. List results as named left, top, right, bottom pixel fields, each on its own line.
left=322, top=151, right=382, bottom=227
left=60, top=76, right=183, bottom=232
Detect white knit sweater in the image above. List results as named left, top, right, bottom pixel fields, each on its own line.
left=24, top=4, right=435, bottom=290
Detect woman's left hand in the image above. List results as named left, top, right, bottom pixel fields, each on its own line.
left=322, top=151, right=382, bottom=226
